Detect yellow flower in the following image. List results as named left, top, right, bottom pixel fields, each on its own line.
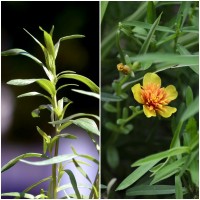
left=131, top=73, right=178, bottom=118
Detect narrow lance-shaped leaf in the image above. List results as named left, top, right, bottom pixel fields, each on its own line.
left=64, top=169, right=81, bottom=199
left=1, top=192, right=35, bottom=199
left=39, top=26, right=55, bottom=58
left=131, top=146, right=190, bottom=167
left=139, top=13, right=161, bottom=54
left=58, top=73, right=99, bottom=93
left=1, top=153, right=46, bottom=173
left=116, top=160, right=159, bottom=191
left=72, top=158, right=92, bottom=184
left=54, top=35, right=85, bottom=58
left=1, top=48, right=44, bottom=67
left=72, top=89, right=100, bottom=99
left=70, top=118, right=100, bottom=136
left=20, top=154, right=77, bottom=166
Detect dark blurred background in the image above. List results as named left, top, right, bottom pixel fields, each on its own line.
left=1, top=1, right=99, bottom=197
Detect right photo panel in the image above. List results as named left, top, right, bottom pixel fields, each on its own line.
left=101, top=1, right=199, bottom=199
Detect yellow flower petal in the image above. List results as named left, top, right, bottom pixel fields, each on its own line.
left=143, top=73, right=161, bottom=88
left=165, top=85, right=178, bottom=101
left=157, top=106, right=177, bottom=118
left=143, top=105, right=156, bottom=118
left=131, top=83, right=144, bottom=104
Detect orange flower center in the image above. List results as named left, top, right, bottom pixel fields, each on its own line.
left=141, top=84, right=169, bottom=110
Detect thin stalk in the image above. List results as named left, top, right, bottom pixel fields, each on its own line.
left=51, top=94, right=59, bottom=199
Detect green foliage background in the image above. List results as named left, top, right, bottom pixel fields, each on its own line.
left=101, top=1, right=199, bottom=199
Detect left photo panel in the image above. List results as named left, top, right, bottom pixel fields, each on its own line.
left=1, top=1, right=100, bottom=199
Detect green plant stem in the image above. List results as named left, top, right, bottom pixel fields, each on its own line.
left=52, top=93, right=59, bottom=199
left=121, top=110, right=143, bottom=126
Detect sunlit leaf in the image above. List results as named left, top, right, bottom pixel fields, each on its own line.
left=72, top=89, right=100, bottom=99
left=64, top=170, right=81, bottom=199
left=1, top=153, right=46, bottom=173
left=70, top=118, right=99, bottom=136
left=1, top=192, right=35, bottom=199
left=131, top=146, right=190, bottom=167
left=1, top=48, right=44, bottom=67
left=58, top=73, right=99, bottom=93
left=116, top=161, right=158, bottom=191
left=20, top=154, right=77, bottom=166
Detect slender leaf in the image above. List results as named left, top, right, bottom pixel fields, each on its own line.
left=132, top=146, right=190, bottom=167
left=175, top=175, right=183, bottom=199
left=1, top=153, right=46, bottom=172
left=101, top=1, right=109, bottom=24
left=7, top=79, right=39, bottom=86
left=1, top=192, right=35, bottom=199
left=23, top=176, right=52, bottom=193
left=101, top=92, right=123, bottom=102
left=71, top=146, right=99, bottom=165
left=72, top=89, right=100, bottom=99
left=54, top=35, right=85, bottom=58
left=180, top=96, right=199, bottom=122
left=70, top=118, right=100, bottom=136
left=64, top=170, right=81, bottom=199
left=139, top=13, right=161, bottom=54
left=50, top=113, right=100, bottom=125
left=147, top=1, right=156, bottom=24
left=107, top=178, right=117, bottom=197
left=116, top=161, right=158, bottom=191
left=107, top=145, right=119, bottom=169
left=151, top=157, right=187, bottom=185
left=39, top=26, right=55, bottom=58
left=57, top=84, right=79, bottom=92
left=72, top=158, right=92, bottom=184
left=20, top=154, right=77, bottom=166
left=37, top=79, right=56, bottom=96
left=58, top=73, right=99, bottom=93
left=1, top=48, right=44, bottom=67
left=129, top=54, right=198, bottom=66
left=126, top=185, right=183, bottom=196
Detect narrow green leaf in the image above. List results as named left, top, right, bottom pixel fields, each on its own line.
left=64, top=169, right=81, bottom=199
left=140, top=13, right=165, bottom=54
left=129, top=54, right=198, bottom=66
left=7, top=79, right=39, bottom=86
left=121, top=21, right=174, bottom=33
left=70, top=118, right=99, bottom=136
left=1, top=48, right=44, bottom=67
left=101, top=92, right=123, bottom=102
left=71, top=146, right=99, bottom=165
left=17, top=91, right=52, bottom=103
left=31, top=104, right=52, bottom=118
left=57, top=84, right=79, bottom=92
left=1, top=192, right=35, bottom=199
left=103, top=102, right=117, bottom=113
left=151, top=157, right=187, bottom=185
left=180, top=96, right=199, bottom=122
left=185, top=86, right=194, bottom=107
left=36, top=126, right=50, bottom=143
left=147, top=1, right=156, bottom=24
left=50, top=133, right=77, bottom=152
left=132, top=146, right=190, bottom=167
left=72, top=158, right=92, bottom=183
left=107, top=146, right=119, bottom=169
left=24, top=28, right=45, bottom=52
left=1, top=153, right=46, bottom=173
left=126, top=185, right=181, bottom=196
left=101, top=1, right=109, bottom=24
left=37, top=79, right=56, bottom=96
left=39, top=26, right=55, bottom=58
left=54, top=35, right=85, bottom=58
left=72, top=89, right=100, bottom=99
left=20, top=154, right=77, bottom=166
left=116, top=161, right=158, bottom=191
left=58, top=73, right=99, bottom=93
left=175, top=175, right=183, bottom=199
left=50, top=113, right=100, bottom=125
left=23, top=176, right=52, bottom=193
